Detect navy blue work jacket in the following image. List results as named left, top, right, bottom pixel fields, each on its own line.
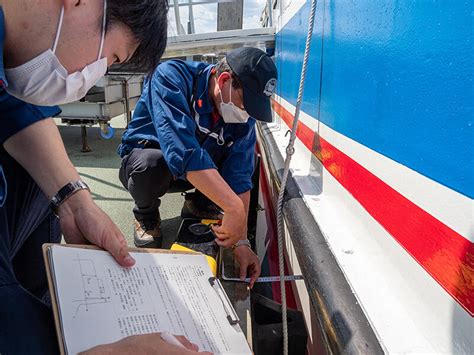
left=0, top=8, right=60, bottom=207
left=119, top=60, right=256, bottom=195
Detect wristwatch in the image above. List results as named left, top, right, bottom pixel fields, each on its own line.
left=232, top=239, right=251, bottom=250
left=50, top=180, right=90, bottom=215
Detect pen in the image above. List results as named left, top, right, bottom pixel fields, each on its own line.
left=161, top=331, right=186, bottom=349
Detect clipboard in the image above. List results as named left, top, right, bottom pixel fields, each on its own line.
left=43, top=243, right=243, bottom=355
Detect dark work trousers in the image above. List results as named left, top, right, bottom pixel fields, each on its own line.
left=0, top=150, right=61, bottom=354
left=119, top=148, right=193, bottom=222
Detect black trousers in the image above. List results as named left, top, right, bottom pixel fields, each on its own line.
left=0, top=150, right=61, bottom=354
left=119, top=148, right=193, bottom=222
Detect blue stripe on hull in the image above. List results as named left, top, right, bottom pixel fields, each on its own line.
left=276, top=0, right=473, bottom=198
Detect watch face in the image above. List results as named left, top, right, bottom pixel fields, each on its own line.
left=51, top=181, right=89, bottom=209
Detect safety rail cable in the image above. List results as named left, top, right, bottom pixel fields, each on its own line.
left=276, top=0, right=317, bottom=354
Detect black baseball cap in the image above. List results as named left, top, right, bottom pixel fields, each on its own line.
left=226, top=47, right=278, bottom=123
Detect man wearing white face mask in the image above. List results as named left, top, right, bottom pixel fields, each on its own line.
left=0, top=1, right=210, bottom=354
left=4, top=2, right=108, bottom=106
left=118, top=48, right=278, bottom=287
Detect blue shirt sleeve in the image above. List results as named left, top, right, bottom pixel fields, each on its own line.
left=145, top=63, right=216, bottom=178
left=220, top=120, right=257, bottom=194
left=0, top=88, right=61, bottom=144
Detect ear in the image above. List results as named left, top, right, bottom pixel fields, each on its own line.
left=217, top=72, right=231, bottom=90
left=63, top=0, right=82, bottom=11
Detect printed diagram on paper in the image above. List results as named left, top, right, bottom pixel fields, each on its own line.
left=72, top=255, right=111, bottom=318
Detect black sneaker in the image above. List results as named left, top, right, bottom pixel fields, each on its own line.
left=180, top=192, right=223, bottom=220
left=133, top=219, right=162, bottom=248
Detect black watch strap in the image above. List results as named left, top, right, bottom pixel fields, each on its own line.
left=51, top=180, right=90, bottom=213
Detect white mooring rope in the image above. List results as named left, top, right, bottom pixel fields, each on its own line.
left=276, top=0, right=318, bottom=353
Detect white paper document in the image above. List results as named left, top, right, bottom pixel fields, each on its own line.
left=47, top=245, right=251, bottom=354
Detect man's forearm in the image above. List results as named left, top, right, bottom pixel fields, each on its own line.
left=237, top=190, right=250, bottom=240
left=3, top=119, right=135, bottom=266
left=3, top=118, right=81, bottom=198
left=186, top=169, right=243, bottom=213
left=238, top=190, right=250, bottom=218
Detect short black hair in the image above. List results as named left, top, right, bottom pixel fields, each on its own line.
left=214, top=57, right=243, bottom=89
left=107, top=0, right=168, bottom=74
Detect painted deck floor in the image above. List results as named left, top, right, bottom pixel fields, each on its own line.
left=59, top=115, right=183, bottom=248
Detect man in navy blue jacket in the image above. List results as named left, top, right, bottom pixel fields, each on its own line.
left=119, top=47, right=278, bottom=286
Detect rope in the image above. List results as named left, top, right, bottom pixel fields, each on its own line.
left=276, top=0, right=318, bottom=353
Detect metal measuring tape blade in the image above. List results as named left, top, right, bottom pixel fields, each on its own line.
left=222, top=275, right=304, bottom=283
left=220, top=261, right=303, bottom=283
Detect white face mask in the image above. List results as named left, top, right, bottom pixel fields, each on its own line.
left=219, top=81, right=249, bottom=124
left=5, top=1, right=108, bottom=106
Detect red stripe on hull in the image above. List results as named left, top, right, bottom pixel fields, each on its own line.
left=272, top=99, right=474, bottom=316
left=256, top=144, right=298, bottom=309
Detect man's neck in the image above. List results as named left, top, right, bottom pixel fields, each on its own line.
left=2, top=0, right=57, bottom=68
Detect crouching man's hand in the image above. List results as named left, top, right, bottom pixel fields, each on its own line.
left=233, top=245, right=261, bottom=289
left=212, top=201, right=246, bottom=248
